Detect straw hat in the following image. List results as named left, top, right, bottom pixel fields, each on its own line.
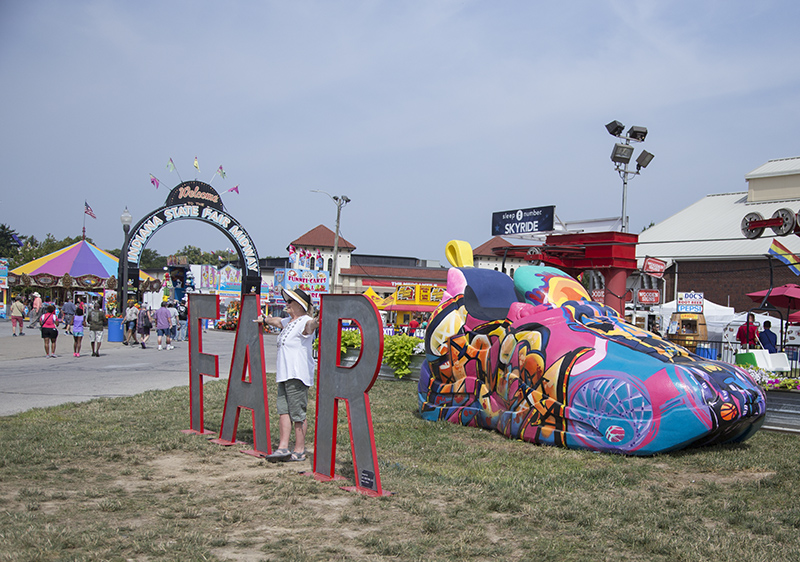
left=281, top=288, right=312, bottom=312
left=32, top=292, right=40, bottom=297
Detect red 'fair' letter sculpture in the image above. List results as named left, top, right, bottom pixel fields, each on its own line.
left=314, top=294, right=387, bottom=496
left=184, top=294, right=220, bottom=435
left=209, top=294, right=272, bottom=457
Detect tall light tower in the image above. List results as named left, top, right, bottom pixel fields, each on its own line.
left=606, top=120, right=655, bottom=232
left=311, top=190, right=351, bottom=293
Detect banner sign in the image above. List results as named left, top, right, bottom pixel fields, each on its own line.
left=164, top=180, right=224, bottom=212
left=591, top=289, right=605, bottom=304
left=677, top=291, right=703, bottom=313
left=0, top=258, right=7, bottom=289
left=361, top=279, right=445, bottom=288
left=126, top=182, right=259, bottom=276
left=492, top=205, right=555, bottom=236
left=396, top=284, right=445, bottom=306
left=273, top=268, right=330, bottom=305
left=637, top=289, right=661, bottom=305
left=643, top=257, right=667, bottom=279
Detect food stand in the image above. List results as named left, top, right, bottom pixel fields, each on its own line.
left=666, top=292, right=708, bottom=353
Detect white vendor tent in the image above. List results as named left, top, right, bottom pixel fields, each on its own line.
left=652, top=299, right=737, bottom=342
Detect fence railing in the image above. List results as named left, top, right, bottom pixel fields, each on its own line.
left=667, top=337, right=800, bottom=373
left=342, top=326, right=425, bottom=338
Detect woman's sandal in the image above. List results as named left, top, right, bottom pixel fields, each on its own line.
left=265, top=448, right=291, bottom=463
left=287, top=451, right=306, bottom=462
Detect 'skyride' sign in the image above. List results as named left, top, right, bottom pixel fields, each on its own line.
left=492, top=205, right=555, bottom=236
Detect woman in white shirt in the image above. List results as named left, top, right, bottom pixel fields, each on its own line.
left=256, top=288, right=318, bottom=462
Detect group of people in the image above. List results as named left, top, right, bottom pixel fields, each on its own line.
left=9, top=293, right=107, bottom=358
left=736, top=313, right=779, bottom=353
left=11, top=286, right=319, bottom=464
left=123, top=298, right=188, bottom=351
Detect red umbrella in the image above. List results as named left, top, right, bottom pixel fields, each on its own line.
left=747, top=284, right=800, bottom=312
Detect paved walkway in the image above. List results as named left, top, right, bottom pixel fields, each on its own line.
left=0, top=320, right=278, bottom=416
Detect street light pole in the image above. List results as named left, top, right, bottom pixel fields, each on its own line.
left=118, top=207, right=133, bottom=314
left=311, top=190, right=350, bottom=293
left=606, top=121, right=654, bottom=233
left=620, top=160, right=630, bottom=233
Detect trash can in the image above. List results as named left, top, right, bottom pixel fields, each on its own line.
left=107, top=317, right=124, bottom=342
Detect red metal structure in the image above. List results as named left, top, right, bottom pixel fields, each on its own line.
left=493, top=231, right=639, bottom=316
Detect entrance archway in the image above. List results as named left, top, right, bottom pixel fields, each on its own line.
left=119, top=180, right=261, bottom=303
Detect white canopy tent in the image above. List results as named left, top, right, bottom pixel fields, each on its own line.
left=652, top=299, right=738, bottom=342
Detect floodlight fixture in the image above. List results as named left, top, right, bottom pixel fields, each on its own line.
left=636, top=150, right=655, bottom=170
left=606, top=120, right=625, bottom=137
left=627, top=126, right=648, bottom=142
left=610, top=143, right=634, bottom=164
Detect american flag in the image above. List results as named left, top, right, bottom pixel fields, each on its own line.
left=84, top=201, right=97, bottom=219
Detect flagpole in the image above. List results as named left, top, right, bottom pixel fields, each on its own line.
left=82, top=205, right=86, bottom=240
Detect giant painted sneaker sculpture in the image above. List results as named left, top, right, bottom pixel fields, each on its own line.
left=418, top=242, right=766, bottom=455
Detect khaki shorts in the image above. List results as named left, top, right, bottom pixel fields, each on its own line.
left=88, top=330, right=104, bottom=343
left=276, top=379, right=309, bottom=423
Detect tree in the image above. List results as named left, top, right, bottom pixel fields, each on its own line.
left=174, top=245, right=238, bottom=265
left=0, top=224, right=23, bottom=259
left=107, top=247, right=167, bottom=269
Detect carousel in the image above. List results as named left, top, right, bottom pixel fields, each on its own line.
left=8, top=240, right=153, bottom=312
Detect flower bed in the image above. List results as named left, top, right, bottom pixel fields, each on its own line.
left=743, top=365, right=800, bottom=391
left=743, top=366, right=800, bottom=433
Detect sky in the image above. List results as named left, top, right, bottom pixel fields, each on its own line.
left=2, top=0, right=799, bottom=266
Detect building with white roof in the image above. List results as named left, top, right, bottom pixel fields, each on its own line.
left=637, top=156, right=800, bottom=312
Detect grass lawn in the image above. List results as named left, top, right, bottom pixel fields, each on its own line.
left=1, top=377, right=799, bottom=561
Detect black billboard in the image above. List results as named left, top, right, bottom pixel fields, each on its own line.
left=492, top=205, right=555, bottom=236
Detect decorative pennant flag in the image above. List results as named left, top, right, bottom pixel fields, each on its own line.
left=166, top=158, right=176, bottom=171
left=84, top=201, right=97, bottom=219
left=193, top=157, right=200, bottom=170
left=217, top=165, right=226, bottom=179
left=149, top=174, right=160, bottom=189
left=769, top=239, right=800, bottom=276
left=226, top=185, right=239, bottom=194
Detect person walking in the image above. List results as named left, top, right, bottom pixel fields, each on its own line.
left=123, top=302, right=139, bottom=345
left=256, top=288, right=318, bottom=463
left=154, top=301, right=173, bottom=350
left=176, top=298, right=188, bottom=341
left=72, top=307, right=85, bottom=357
left=168, top=302, right=179, bottom=344
left=10, top=296, right=26, bottom=336
left=61, top=299, right=76, bottom=335
left=138, top=305, right=153, bottom=349
left=27, top=292, right=43, bottom=328
left=39, top=304, right=60, bottom=358
left=87, top=301, right=106, bottom=357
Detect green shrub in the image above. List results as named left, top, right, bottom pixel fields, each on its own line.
left=382, top=334, right=423, bottom=378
